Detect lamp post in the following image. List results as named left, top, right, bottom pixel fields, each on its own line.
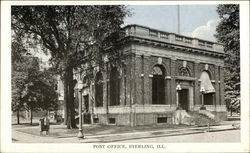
left=103, top=55, right=109, bottom=114
left=77, top=83, right=84, bottom=138
left=200, top=87, right=206, bottom=110
left=176, top=84, right=182, bottom=110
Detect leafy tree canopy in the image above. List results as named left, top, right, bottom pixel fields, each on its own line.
left=11, top=5, right=130, bottom=128
left=12, top=6, right=130, bottom=74
left=215, top=4, right=240, bottom=111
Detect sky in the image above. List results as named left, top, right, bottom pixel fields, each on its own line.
left=124, top=5, right=219, bottom=42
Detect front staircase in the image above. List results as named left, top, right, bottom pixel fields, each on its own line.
left=188, top=111, right=219, bottom=126
left=172, top=110, right=219, bottom=126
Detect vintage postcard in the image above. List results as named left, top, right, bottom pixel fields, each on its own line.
left=1, top=1, right=249, bottom=153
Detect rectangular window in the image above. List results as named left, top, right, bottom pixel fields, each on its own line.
left=108, top=118, right=116, bottom=124
left=157, top=117, right=168, bottom=123
left=93, top=118, right=99, bottom=123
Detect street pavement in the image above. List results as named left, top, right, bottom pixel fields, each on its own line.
left=117, top=129, right=240, bottom=143
left=12, top=121, right=240, bottom=143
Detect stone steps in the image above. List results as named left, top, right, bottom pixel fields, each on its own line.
left=172, top=110, right=218, bottom=126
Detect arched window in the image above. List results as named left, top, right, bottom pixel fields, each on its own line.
left=110, top=67, right=120, bottom=106
left=178, top=67, right=191, bottom=77
left=95, top=72, right=103, bottom=107
left=152, top=65, right=165, bottom=104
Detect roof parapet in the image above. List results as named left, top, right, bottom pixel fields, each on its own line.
left=123, top=24, right=224, bottom=53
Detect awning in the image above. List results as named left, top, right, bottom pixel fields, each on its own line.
left=200, top=71, right=215, bottom=93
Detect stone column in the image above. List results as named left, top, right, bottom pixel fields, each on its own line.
left=125, top=57, right=132, bottom=106
left=170, top=58, right=176, bottom=105
left=120, top=70, right=125, bottom=106
left=166, top=78, right=171, bottom=105
left=144, top=56, right=152, bottom=105
left=130, top=54, right=136, bottom=126
left=141, top=55, right=145, bottom=105
left=135, top=55, right=143, bottom=105
left=125, top=59, right=131, bottom=106
left=215, top=65, right=220, bottom=105
left=194, top=61, right=200, bottom=105
left=131, top=54, right=136, bottom=106
left=219, top=66, right=225, bottom=105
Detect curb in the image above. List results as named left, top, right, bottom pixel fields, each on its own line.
left=79, top=127, right=239, bottom=143
left=62, top=125, right=235, bottom=139
left=13, top=124, right=238, bottom=141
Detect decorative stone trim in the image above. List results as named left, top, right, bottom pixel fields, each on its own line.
left=149, top=74, right=153, bottom=78
left=124, top=36, right=225, bottom=58
left=141, top=74, right=144, bottom=77
left=165, top=76, right=171, bottom=79
left=157, top=57, right=162, bottom=64
left=175, top=76, right=196, bottom=81
left=205, top=64, right=209, bottom=70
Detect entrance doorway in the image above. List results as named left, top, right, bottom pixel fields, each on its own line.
left=179, top=89, right=189, bottom=111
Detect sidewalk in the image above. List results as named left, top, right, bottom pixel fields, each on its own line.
left=12, top=120, right=240, bottom=143
left=79, top=124, right=239, bottom=143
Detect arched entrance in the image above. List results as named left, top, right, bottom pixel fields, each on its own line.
left=176, top=66, right=193, bottom=111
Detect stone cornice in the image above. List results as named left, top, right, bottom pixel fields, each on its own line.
left=121, top=35, right=225, bottom=59
left=120, top=24, right=225, bottom=59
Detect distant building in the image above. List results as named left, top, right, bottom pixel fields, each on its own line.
left=71, top=24, right=226, bottom=126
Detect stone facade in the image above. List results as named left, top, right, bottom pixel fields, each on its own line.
left=75, top=24, right=227, bottom=126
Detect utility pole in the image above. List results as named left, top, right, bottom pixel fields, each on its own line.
left=177, top=5, right=180, bottom=34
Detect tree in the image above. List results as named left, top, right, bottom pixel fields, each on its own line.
left=11, top=36, right=28, bottom=124
left=23, top=64, right=59, bottom=125
left=12, top=62, right=26, bottom=124
left=12, top=54, right=58, bottom=125
left=38, top=68, right=59, bottom=112
left=11, top=6, right=130, bottom=128
left=215, top=4, right=240, bottom=113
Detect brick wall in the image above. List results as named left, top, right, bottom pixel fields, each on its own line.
left=77, top=30, right=226, bottom=126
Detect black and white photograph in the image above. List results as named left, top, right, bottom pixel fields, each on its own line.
left=1, top=1, right=249, bottom=153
